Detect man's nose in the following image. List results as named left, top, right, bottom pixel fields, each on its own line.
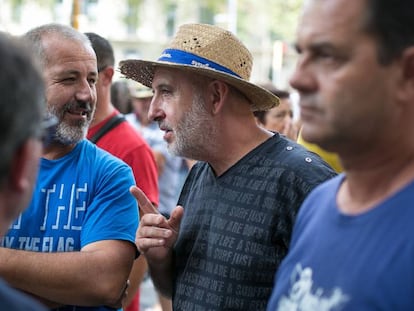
left=75, top=80, right=95, bottom=103
left=148, top=95, right=165, bottom=122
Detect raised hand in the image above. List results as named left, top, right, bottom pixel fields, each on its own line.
left=129, top=186, right=184, bottom=263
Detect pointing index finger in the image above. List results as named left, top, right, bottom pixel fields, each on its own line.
left=129, top=186, right=159, bottom=215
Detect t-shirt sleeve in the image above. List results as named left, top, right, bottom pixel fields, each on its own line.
left=80, top=160, right=138, bottom=248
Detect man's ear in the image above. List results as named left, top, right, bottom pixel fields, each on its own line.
left=100, top=66, right=114, bottom=86
left=398, top=47, right=414, bottom=102
left=207, top=80, right=229, bottom=115
left=9, top=139, right=41, bottom=192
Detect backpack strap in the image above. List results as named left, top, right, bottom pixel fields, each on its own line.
left=89, top=114, right=126, bottom=144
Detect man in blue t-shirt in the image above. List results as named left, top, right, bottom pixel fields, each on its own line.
left=266, top=0, right=414, bottom=310
left=0, top=24, right=138, bottom=311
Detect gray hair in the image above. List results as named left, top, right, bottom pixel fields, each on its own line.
left=0, top=32, right=45, bottom=181
left=22, top=23, right=92, bottom=68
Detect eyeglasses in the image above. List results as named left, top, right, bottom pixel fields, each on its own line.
left=40, top=114, right=58, bottom=147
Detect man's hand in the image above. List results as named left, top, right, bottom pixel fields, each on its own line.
left=130, top=186, right=184, bottom=263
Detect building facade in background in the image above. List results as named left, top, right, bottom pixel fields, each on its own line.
left=0, top=0, right=300, bottom=89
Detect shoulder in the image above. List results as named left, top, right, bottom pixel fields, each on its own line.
left=297, top=174, right=343, bottom=219
left=267, top=135, right=326, bottom=163
left=298, top=132, right=343, bottom=173
left=80, top=139, right=133, bottom=173
left=179, top=161, right=209, bottom=193
left=303, top=174, right=343, bottom=202
left=90, top=123, right=155, bottom=168
left=255, top=135, right=337, bottom=182
left=186, top=161, right=208, bottom=179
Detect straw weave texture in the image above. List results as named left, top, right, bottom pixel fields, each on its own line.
left=169, top=23, right=253, bottom=81
left=119, top=23, right=279, bottom=111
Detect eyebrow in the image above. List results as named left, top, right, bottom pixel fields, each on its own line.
left=62, top=69, right=98, bottom=75
left=311, top=41, right=336, bottom=50
left=153, top=82, right=170, bottom=90
left=294, top=41, right=336, bottom=53
left=56, top=69, right=98, bottom=79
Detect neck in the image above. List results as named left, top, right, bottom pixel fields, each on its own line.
left=43, top=142, right=77, bottom=160
left=338, top=147, right=414, bottom=214
left=208, top=117, right=272, bottom=176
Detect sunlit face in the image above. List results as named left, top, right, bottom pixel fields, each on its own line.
left=263, top=98, right=294, bottom=133
left=150, top=68, right=215, bottom=159
left=43, top=35, right=98, bottom=145
left=291, top=0, right=398, bottom=153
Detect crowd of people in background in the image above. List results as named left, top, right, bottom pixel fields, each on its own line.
left=0, top=0, right=413, bottom=310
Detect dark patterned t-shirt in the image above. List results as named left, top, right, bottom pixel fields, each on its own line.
left=174, top=134, right=337, bottom=310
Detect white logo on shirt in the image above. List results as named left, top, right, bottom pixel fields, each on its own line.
left=277, top=264, right=349, bottom=311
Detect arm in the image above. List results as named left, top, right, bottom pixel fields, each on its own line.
left=0, top=239, right=135, bottom=308
left=144, top=231, right=175, bottom=298
left=123, top=254, right=148, bottom=308
left=1, top=144, right=139, bottom=308
left=131, top=186, right=184, bottom=297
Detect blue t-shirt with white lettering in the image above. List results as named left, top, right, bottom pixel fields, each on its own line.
left=3, top=140, right=138, bottom=311
left=267, top=175, right=414, bottom=310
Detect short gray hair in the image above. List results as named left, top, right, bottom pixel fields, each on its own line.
left=22, top=23, right=92, bottom=68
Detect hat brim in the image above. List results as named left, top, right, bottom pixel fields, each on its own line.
left=131, top=89, right=153, bottom=99
left=119, top=59, right=279, bottom=111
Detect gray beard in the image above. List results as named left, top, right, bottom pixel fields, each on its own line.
left=169, top=92, right=217, bottom=160
left=46, top=102, right=93, bottom=145
left=53, top=120, right=88, bottom=145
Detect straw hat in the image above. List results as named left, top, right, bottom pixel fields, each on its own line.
left=119, top=23, right=279, bottom=111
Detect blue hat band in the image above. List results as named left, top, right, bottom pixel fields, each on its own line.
left=157, top=49, right=241, bottom=79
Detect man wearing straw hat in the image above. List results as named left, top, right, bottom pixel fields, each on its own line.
left=121, top=23, right=336, bottom=310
